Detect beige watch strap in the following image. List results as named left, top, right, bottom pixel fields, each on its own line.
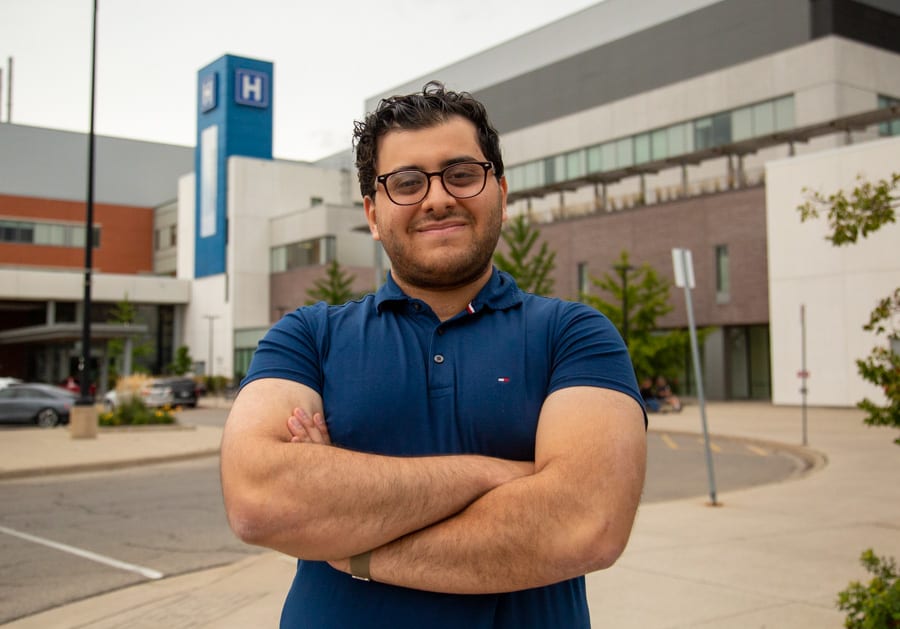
left=350, top=551, right=372, bottom=582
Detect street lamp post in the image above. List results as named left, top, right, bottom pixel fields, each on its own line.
left=70, top=0, right=99, bottom=439
left=203, top=315, right=220, bottom=377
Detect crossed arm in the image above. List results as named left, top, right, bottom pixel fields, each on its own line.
left=220, top=377, right=646, bottom=594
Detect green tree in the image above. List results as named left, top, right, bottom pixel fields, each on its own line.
left=106, top=295, right=152, bottom=386
left=837, top=549, right=900, bottom=629
left=306, top=259, right=361, bottom=306
left=798, top=173, right=899, bottom=443
left=493, top=214, right=556, bottom=295
left=168, top=345, right=193, bottom=376
left=582, top=250, right=689, bottom=383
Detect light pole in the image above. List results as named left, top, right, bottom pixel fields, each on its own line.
left=203, top=315, right=220, bottom=377
left=613, top=262, right=635, bottom=346
left=77, top=0, right=98, bottom=405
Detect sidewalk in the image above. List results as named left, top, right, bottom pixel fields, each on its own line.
left=2, top=401, right=899, bottom=628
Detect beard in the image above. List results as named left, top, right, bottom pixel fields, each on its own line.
left=379, top=195, right=504, bottom=292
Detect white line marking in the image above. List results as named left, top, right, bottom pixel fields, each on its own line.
left=0, top=525, right=164, bottom=580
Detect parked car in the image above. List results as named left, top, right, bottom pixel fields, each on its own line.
left=0, top=377, right=23, bottom=390
left=143, top=377, right=200, bottom=408
left=103, top=376, right=200, bottom=412
left=0, top=383, right=77, bottom=427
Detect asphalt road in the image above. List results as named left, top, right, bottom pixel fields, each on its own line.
left=0, top=406, right=813, bottom=624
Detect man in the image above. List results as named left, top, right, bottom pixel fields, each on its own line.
left=220, top=82, right=647, bottom=628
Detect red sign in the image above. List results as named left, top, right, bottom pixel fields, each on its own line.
left=797, top=370, right=810, bottom=378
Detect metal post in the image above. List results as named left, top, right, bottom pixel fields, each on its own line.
left=77, top=0, right=98, bottom=405
left=800, top=304, right=808, bottom=446
left=5, top=56, right=12, bottom=122
left=673, top=248, right=718, bottom=506
left=203, top=315, right=220, bottom=377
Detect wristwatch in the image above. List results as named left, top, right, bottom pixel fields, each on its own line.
left=350, top=551, right=371, bottom=582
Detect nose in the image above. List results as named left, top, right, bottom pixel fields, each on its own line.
left=421, top=173, right=456, bottom=212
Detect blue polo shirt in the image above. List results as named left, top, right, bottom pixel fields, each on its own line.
left=242, top=268, right=644, bottom=629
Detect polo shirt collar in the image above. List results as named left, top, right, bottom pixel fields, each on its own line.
left=374, top=267, right=523, bottom=315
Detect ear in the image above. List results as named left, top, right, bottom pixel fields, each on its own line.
left=363, top=196, right=381, bottom=241
left=499, top=175, right=509, bottom=223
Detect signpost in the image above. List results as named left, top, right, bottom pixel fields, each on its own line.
left=672, top=248, right=718, bottom=506
left=799, top=304, right=809, bottom=446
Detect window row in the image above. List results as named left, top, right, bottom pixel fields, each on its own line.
left=507, top=95, right=795, bottom=192
left=271, top=235, right=335, bottom=272
left=0, top=218, right=101, bottom=248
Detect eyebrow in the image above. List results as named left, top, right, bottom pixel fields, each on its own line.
left=388, top=155, right=483, bottom=173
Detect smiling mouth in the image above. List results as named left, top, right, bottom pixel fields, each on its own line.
left=415, top=220, right=469, bottom=234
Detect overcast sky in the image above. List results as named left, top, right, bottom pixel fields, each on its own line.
left=0, top=0, right=599, bottom=161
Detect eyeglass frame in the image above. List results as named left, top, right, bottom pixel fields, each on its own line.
left=374, top=161, right=495, bottom=206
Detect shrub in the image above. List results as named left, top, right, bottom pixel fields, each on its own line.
left=99, top=395, right=176, bottom=426
left=837, top=549, right=900, bottom=629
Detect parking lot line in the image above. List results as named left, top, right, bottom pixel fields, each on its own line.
left=745, top=444, right=770, bottom=456
left=660, top=434, right=679, bottom=450
left=0, top=524, right=164, bottom=580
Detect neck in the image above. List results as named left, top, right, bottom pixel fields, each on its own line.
left=393, top=266, right=493, bottom=321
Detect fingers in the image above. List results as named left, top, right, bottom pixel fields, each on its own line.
left=287, top=408, right=332, bottom=445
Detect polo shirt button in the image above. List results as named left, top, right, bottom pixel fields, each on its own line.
left=433, top=354, right=445, bottom=364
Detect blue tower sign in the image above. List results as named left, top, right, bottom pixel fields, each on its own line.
left=194, top=55, right=273, bottom=278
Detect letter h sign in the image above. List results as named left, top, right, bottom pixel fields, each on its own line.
left=235, top=69, right=269, bottom=108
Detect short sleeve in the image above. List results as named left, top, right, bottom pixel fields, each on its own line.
left=240, top=302, right=327, bottom=394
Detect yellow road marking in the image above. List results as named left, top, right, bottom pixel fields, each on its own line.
left=745, top=444, right=769, bottom=456
left=698, top=438, right=721, bottom=453
left=661, top=434, right=679, bottom=450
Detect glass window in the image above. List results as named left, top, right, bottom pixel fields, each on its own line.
left=601, top=142, right=617, bottom=170
left=694, top=117, right=713, bottom=150
left=270, top=246, right=286, bottom=273
left=877, top=95, right=900, bottom=136
left=577, top=262, right=589, bottom=301
left=615, top=138, right=633, bottom=168
left=752, top=101, right=775, bottom=136
left=712, top=112, right=732, bottom=146
left=715, top=244, right=730, bottom=303
left=70, top=226, right=85, bottom=248
left=634, top=133, right=651, bottom=164
left=506, top=165, right=524, bottom=192
left=566, top=150, right=585, bottom=179
left=774, top=96, right=794, bottom=132
left=667, top=123, right=691, bottom=155
left=524, top=161, right=544, bottom=188
left=586, top=146, right=603, bottom=173
left=651, top=128, right=668, bottom=160
left=554, top=155, right=566, bottom=182
left=732, top=107, right=753, bottom=141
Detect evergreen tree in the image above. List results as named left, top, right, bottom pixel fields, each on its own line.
left=494, top=214, right=556, bottom=295
left=798, top=173, right=899, bottom=443
left=306, top=259, right=360, bottom=305
left=583, top=250, right=690, bottom=384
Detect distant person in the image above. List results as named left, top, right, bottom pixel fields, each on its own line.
left=654, top=375, right=682, bottom=412
left=640, top=377, right=662, bottom=413
left=221, top=82, right=648, bottom=628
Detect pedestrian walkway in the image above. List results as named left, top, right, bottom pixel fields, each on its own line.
left=1, top=401, right=898, bottom=628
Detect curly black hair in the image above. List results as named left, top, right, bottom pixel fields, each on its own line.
left=353, top=81, right=504, bottom=200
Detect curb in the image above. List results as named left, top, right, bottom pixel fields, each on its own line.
left=0, top=448, right=221, bottom=481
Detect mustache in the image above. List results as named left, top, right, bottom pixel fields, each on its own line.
left=410, top=211, right=472, bottom=231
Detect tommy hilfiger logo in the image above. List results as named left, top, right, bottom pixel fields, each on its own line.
left=497, top=377, right=510, bottom=383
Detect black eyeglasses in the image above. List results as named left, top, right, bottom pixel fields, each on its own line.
left=375, top=161, right=494, bottom=206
